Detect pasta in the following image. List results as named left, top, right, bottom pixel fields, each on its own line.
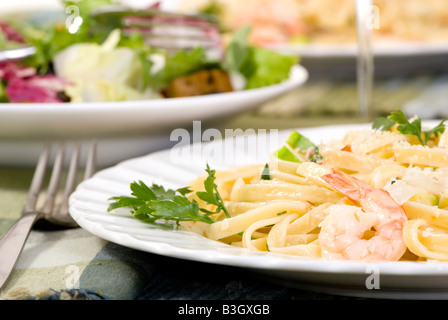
left=181, top=121, right=448, bottom=262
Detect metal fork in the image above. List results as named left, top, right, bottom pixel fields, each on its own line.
left=91, top=5, right=222, bottom=55
left=0, top=7, right=221, bottom=63
left=0, top=141, right=97, bottom=290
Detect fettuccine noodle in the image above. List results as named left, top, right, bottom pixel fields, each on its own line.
left=181, top=124, right=448, bottom=262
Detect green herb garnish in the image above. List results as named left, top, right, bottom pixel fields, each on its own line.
left=272, top=146, right=301, bottom=163
left=108, top=164, right=229, bottom=229
left=372, top=109, right=446, bottom=146
left=195, top=164, right=230, bottom=218
left=273, top=130, right=322, bottom=163
left=372, top=116, right=395, bottom=131
left=261, top=163, right=271, bottom=180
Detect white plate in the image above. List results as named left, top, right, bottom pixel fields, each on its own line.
left=270, top=41, right=448, bottom=58
left=0, top=65, right=307, bottom=167
left=0, top=65, right=307, bottom=139
left=272, top=42, right=448, bottom=80
left=69, top=122, right=448, bottom=299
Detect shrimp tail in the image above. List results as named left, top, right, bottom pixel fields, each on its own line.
left=320, top=169, right=407, bottom=261
left=322, top=169, right=371, bottom=202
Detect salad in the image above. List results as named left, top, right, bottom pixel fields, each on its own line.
left=0, top=0, right=298, bottom=103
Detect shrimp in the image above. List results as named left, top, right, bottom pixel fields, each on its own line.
left=318, top=169, right=407, bottom=261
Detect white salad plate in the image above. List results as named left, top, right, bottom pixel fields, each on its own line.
left=0, top=65, right=307, bottom=139
left=69, top=121, right=448, bottom=299
left=273, top=41, right=448, bottom=79
left=271, top=41, right=448, bottom=58
left=0, top=65, right=307, bottom=167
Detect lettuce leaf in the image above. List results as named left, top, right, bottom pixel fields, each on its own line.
left=53, top=30, right=161, bottom=102
left=0, top=81, right=8, bottom=102
left=244, top=47, right=298, bottom=89
left=224, top=26, right=298, bottom=89
left=17, top=0, right=113, bottom=74
left=149, top=47, right=208, bottom=90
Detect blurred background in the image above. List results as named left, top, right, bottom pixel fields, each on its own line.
left=183, top=0, right=448, bottom=127
left=0, top=0, right=447, bottom=166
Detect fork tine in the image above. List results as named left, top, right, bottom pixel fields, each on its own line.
left=41, top=142, right=65, bottom=215
left=57, top=140, right=97, bottom=224
left=22, top=142, right=50, bottom=213
left=84, top=140, right=97, bottom=180
left=58, top=142, right=81, bottom=215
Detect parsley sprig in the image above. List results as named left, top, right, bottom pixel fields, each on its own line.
left=107, top=164, right=229, bottom=229
left=372, top=109, right=446, bottom=146
left=195, top=165, right=231, bottom=219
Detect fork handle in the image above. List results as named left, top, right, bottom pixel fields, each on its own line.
left=0, top=212, right=41, bottom=289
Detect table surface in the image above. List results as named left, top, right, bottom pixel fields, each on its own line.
left=0, top=70, right=447, bottom=301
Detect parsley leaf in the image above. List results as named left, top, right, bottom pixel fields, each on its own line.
left=372, top=116, right=395, bottom=131
left=389, top=110, right=424, bottom=144
left=372, top=109, right=446, bottom=146
left=196, top=164, right=230, bottom=218
left=108, top=164, right=229, bottom=229
left=424, top=121, right=446, bottom=145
